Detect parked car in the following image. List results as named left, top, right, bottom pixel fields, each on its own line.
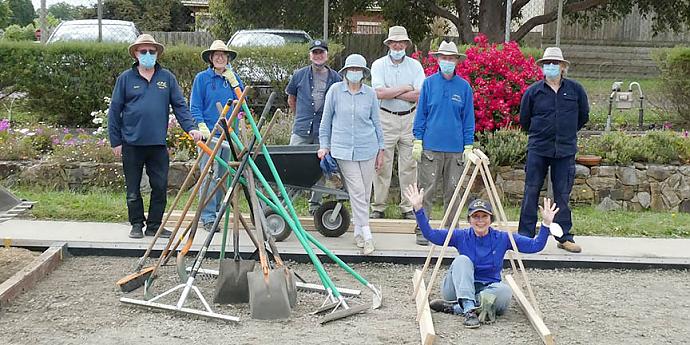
left=46, top=19, right=140, bottom=44
left=227, top=29, right=313, bottom=111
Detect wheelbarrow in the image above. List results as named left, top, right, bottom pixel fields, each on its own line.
left=252, top=144, right=351, bottom=241
left=0, top=187, right=34, bottom=223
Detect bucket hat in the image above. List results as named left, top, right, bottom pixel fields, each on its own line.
left=536, top=47, right=570, bottom=66
left=128, top=34, right=164, bottom=59
left=338, top=54, right=370, bottom=75
left=383, top=26, right=412, bottom=45
left=202, top=40, right=238, bottom=63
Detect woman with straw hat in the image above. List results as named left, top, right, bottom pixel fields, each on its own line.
left=318, top=54, right=385, bottom=255
left=189, top=40, right=245, bottom=232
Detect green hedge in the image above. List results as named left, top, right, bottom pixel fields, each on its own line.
left=0, top=41, right=342, bottom=126
left=654, top=46, right=690, bottom=125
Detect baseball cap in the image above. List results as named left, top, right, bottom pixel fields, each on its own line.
left=467, top=199, right=493, bottom=217
left=310, top=39, right=329, bottom=52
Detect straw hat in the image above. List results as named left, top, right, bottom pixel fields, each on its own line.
left=383, top=26, right=412, bottom=45
left=338, top=54, right=370, bottom=75
left=128, top=34, right=165, bottom=59
left=431, top=41, right=466, bottom=59
left=536, top=47, right=570, bottom=66
left=201, top=40, right=238, bottom=64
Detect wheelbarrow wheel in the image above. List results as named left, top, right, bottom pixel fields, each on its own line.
left=263, top=208, right=292, bottom=242
left=314, top=201, right=350, bottom=238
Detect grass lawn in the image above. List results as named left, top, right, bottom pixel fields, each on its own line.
left=9, top=186, right=690, bottom=239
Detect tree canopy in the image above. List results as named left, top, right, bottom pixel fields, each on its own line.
left=7, top=0, right=33, bottom=26
left=0, top=0, right=12, bottom=28
left=80, top=0, right=193, bottom=31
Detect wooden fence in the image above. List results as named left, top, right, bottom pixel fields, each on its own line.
left=144, top=31, right=215, bottom=47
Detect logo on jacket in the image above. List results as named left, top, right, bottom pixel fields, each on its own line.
left=133, top=85, right=140, bottom=89
left=157, top=81, right=168, bottom=89
left=451, top=94, right=462, bottom=103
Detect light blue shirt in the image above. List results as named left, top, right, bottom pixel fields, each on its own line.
left=370, top=55, right=426, bottom=112
left=319, top=81, right=384, bottom=161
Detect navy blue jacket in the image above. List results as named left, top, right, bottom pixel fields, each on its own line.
left=519, top=79, right=589, bottom=158
left=285, top=65, right=341, bottom=138
left=108, top=63, right=197, bottom=147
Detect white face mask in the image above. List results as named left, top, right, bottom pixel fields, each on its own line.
left=389, top=49, right=405, bottom=60
left=346, top=70, right=363, bottom=83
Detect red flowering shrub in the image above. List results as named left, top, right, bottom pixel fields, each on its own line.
left=411, top=34, right=542, bottom=132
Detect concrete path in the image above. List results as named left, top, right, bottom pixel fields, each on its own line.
left=1, top=219, right=688, bottom=268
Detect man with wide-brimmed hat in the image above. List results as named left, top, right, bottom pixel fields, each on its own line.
left=108, top=34, right=202, bottom=239
left=370, top=26, right=426, bottom=242
left=518, top=46, right=589, bottom=253
left=285, top=39, right=342, bottom=214
left=413, top=41, right=475, bottom=227
left=190, top=39, right=245, bottom=232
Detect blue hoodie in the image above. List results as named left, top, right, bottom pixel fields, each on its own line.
left=190, top=67, right=245, bottom=131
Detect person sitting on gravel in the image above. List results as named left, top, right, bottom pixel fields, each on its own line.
left=404, top=184, right=562, bottom=328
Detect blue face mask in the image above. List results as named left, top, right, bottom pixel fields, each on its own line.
left=138, top=52, right=157, bottom=69
left=346, top=70, right=363, bottom=83
left=389, top=49, right=405, bottom=60
left=542, top=63, right=561, bottom=79
left=439, top=60, right=456, bottom=75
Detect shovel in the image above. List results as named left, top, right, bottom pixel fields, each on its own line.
left=245, top=168, right=291, bottom=320
left=213, top=184, right=255, bottom=304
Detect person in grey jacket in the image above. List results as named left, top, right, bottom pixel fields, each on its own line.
left=318, top=54, right=384, bottom=255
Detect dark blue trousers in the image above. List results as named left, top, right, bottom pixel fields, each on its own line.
left=121, top=144, right=169, bottom=229
left=518, top=151, right=576, bottom=243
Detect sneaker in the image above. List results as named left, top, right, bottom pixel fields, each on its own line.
left=370, top=210, right=385, bottom=219
left=463, top=310, right=481, bottom=328
left=128, top=223, right=144, bottom=239
left=557, top=241, right=582, bottom=253
left=429, top=299, right=458, bottom=314
left=401, top=211, right=416, bottom=220
left=477, top=293, right=497, bottom=324
left=203, top=222, right=219, bottom=233
left=362, top=240, right=375, bottom=255
left=145, top=226, right=171, bottom=238
left=415, top=226, right=428, bottom=246
left=354, top=235, right=365, bottom=248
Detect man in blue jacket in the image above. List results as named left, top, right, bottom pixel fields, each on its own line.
left=285, top=39, right=341, bottom=214
left=518, top=47, right=589, bottom=253
left=108, top=34, right=202, bottom=239
left=405, top=184, right=560, bottom=328
left=189, top=40, right=244, bottom=232
left=412, top=41, right=475, bottom=245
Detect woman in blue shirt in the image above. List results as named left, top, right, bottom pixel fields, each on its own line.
left=318, top=54, right=385, bottom=255
left=405, top=183, right=561, bottom=328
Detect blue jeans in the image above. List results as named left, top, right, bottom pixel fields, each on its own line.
left=440, top=255, right=512, bottom=315
left=518, top=151, right=576, bottom=242
left=197, top=144, right=231, bottom=225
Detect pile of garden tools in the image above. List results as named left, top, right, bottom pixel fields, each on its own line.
left=117, top=79, right=382, bottom=323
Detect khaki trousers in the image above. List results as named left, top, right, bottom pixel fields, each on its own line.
left=417, top=150, right=464, bottom=220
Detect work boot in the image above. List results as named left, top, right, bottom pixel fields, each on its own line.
left=362, top=240, right=375, bottom=255
left=128, top=223, right=144, bottom=239
left=145, top=225, right=171, bottom=238
left=463, top=310, right=481, bottom=328
left=354, top=234, right=365, bottom=248
left=401, top=211, right=416, bottom=220
left=370, top=210, right=385, bottom=219
left=557, top=241, right=582, bottom=253
left=203, top=221, right=219, bottom=233
left=415, top=226, right=428, bottom=246
left=429, top=299, right=459, bottom=314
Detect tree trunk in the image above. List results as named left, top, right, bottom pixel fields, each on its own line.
left=478, top=0, right=506, bottom=43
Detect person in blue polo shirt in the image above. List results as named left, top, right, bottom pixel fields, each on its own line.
left=518, top=47, right=589, bottom=253
left=108, top=34, right=203, bottom=239
left=405, top=183, right=561, bottom=328
left=285, top=39, right=341, bottom=214
left=189, top=40, right=245, bottom=232
left=413, top=41, right=475, bottom=237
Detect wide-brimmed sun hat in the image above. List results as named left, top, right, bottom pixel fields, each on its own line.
left=201, top=40, right=238, bottom=63
left=431, top=41, right=466, bottom=59
left=128, top=34, right=165, bottom=59
left=383, top=25, right=412, bottom=45
left=536, top=47, right=570, bottom=66
left=338, top=54, right=370, bottom=75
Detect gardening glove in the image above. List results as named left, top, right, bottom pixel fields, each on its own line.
left=198, top=122, right=211, bottom=140
left=412, top=140, right=423, bottom=162
left=546, top=222, right=564, bottom=238
left=463, top=145, right=473, bottom=163
left=222, top=67, right=240, bottom=88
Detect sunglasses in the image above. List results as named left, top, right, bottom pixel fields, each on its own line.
left=541, top=60, right=561, bottom=65
left=138, top=49, right=157, bottom=55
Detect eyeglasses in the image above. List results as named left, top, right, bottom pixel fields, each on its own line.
left=541, top=60, right=560, bottom=65
left=138, top=49, right=157, bottom=55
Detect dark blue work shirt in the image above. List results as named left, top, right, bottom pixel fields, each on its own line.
left=108, top=63, right=196, bottom=147
left=285, top=65, right=341, bottom=139
left=519, top=79, right=589, bottom=158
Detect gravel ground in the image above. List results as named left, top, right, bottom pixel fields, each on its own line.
left=0, top=247, right=40, bottom=283
left=0, top=256, right=688, bottom=345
